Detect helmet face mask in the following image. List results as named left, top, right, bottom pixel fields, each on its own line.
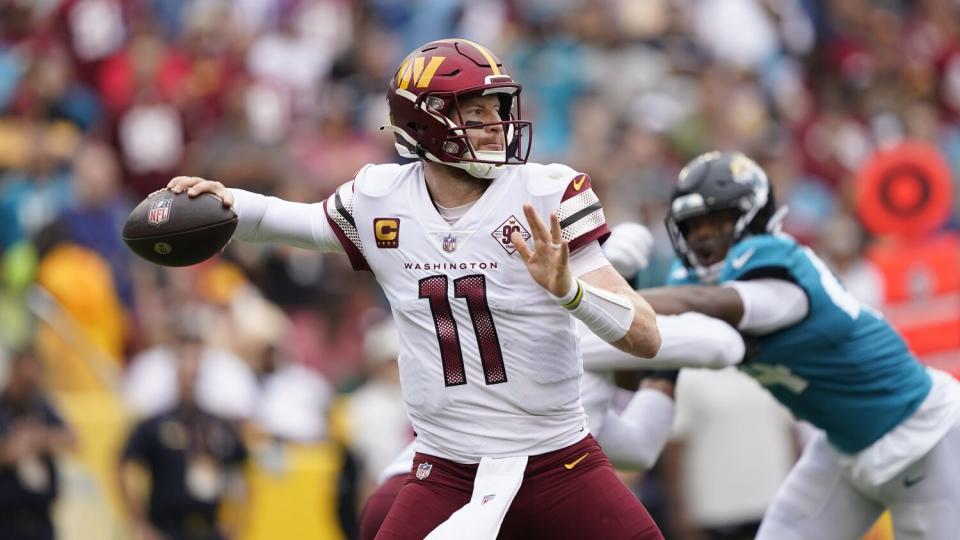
left=665, top=152, right=781, bottom=281
left=384, top=40, right=533, bottom=179
left=433, top=88, right=530, bottom=163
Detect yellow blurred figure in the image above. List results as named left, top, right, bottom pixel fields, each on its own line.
left=240, top=438, right=346, bottom=540
left=35, top=243, right=127, bottom=368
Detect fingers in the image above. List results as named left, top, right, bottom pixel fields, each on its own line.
left=167, top=176, right=204, bottom=192
left=167, top=177, right=233, bottom=207
left=522, top=204, right=550, bottom=245
left=510, top=231, right=532, bottom=260
left=553, top=209, right=570, bottom=264
left=187, top=181, right=232, bottom=208
left=550, top=211, right=562, bottom=245
left=190, top=181, right=234, bottom=207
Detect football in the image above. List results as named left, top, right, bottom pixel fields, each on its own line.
left=122, top=189, right=237, bottom=267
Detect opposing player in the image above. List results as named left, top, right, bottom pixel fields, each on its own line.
left=169, top=39, right=664, bottom=538
left=641, top=151, right=960, bottom=539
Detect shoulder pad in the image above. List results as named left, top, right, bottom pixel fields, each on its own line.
left=524, top=162, right=581, bottom=196
left=720, top=234, right=798, bottom=282
left=353, top=163, right=416, bottom=198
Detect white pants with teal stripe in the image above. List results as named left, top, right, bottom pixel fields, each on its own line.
left=757, top=368, right=960, bottom=540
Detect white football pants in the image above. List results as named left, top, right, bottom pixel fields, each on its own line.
left=757, top=414, right=960, bottom=540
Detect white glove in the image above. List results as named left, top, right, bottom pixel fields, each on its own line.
left=603, top=222, right=654, bottom=278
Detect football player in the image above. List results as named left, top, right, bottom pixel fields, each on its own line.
left=640, top=151, right=960, bottom=539
left=169, top=39, right=666, bottom=539
left=357, top=224, right=747, bottom=540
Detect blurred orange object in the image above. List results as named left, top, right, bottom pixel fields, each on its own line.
left=857, top=142, right=960, bottom=378
left=856, top=142, right=953, bottom=239
left=196, top=260, right=248, bottom=304
left=867, top=234, right=960, bottom=376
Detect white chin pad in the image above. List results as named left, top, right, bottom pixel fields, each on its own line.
left=694, top=260, right=725, bottom=284
left=472, top=149, right=507, bottom=162
left=451, top=148, right=507, bottom=179
left=451, top=160, right=506, bottom=179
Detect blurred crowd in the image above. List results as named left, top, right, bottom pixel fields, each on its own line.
left=0, top=0, right=958, bottom=539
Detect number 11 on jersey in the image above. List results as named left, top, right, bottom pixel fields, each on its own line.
left=419, top=274, right=508, bottom=387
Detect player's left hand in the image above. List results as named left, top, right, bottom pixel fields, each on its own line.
left=511, top=203, right=573, bottom=298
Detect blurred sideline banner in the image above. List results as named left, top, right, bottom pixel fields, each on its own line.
left=857, top=142, right=960, bottom=377
left=869, top=234, right=960, bottom=375
left=54, top=392, right=130, bottom=540
left=238, top=440, right=346, bottom=540
left=27, top=273, right=129, bottom=539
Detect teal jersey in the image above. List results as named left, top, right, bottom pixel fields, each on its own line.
left=667, top=234, right=932, bottom=453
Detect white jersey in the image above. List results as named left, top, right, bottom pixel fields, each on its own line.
left=324, top=162, right=610, bottom=462
left=370, top=310, right=746, bottom=480
left=380, top=370, right=620, bottom=482
left=580, top=371, right=617, bottom=434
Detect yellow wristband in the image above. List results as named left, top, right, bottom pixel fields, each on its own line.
left=560, top=280, right=584, bottom=310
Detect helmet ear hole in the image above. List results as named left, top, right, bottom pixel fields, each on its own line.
left=425, top=96, right=445, bottom=112
left=442, top=141, right=461, bottom=155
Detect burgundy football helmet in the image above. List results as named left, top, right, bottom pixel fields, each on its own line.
left=382, top=39, right=532, bottom=179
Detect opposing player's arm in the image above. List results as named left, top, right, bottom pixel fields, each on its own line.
left=596, top=383, right=675, bottom=471
left=641, top=279, right=809, bottom=335
left=579, top=312, right=745, bottom=372
left=641, top=285, right=744, bottom=327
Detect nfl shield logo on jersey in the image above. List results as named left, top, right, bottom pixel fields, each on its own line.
left=416, top=462, right=433, bottom=480
left=491, top=215, right=531, bottom=255
left=442, top=234, right=457, bottom=253
left=148, top=197, right=173, bottom=226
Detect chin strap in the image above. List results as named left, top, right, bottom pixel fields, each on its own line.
left=446, top=157, right=506, bottom=179
left=448, top=152, right=507, bottom=179
left=767, top=205, right=790, bottom=234
left=380, top=125, right=420, bottom=159
left=694, top=260, right=725, bottom=284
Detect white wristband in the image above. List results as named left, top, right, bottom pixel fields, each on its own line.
left=555, top=280, right=635, bottom=343
left=553, top=278, right=582, bottom=308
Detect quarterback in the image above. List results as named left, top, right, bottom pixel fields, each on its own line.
left=642, top=151, right=960, bottom=539
left=170, top=39, right=664, bottom=539
left=357, top=224, right=747, bottom=539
